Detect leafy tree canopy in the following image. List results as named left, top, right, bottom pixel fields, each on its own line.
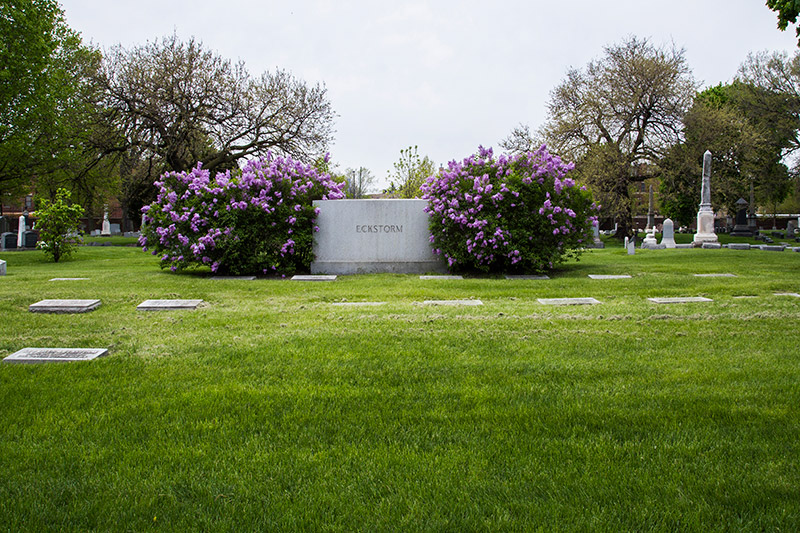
left=766, top=0, right=800, bottom=46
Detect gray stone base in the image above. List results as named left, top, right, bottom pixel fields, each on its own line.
left=0, top=259, right=5, bottom=276
left=291, top=275, right=337, bottom=282
left=727, top=243, right=751, bottom=250
left=3, top=347, right=108, bottom=364
left=137, top=299, right=203, bottom=311
left=701, top=243, right=722, bottom=249
left=422, top=299, right=483, bottom=306
left=648, top=297, right=713, bottom=304
left=311, top=261, right=446, bottom=275
left=538, top=297, right=601, bottom=306
left=29, top=299, right=101, bottom=313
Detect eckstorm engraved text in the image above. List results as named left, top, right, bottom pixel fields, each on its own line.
left=355, top=224, right=404, bottom=234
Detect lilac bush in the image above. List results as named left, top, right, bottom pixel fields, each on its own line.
left=139, top=153, right=344, bottom=275
left=421, top=145, right=598, bottom=273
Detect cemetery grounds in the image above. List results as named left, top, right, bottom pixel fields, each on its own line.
left=0, top=243, right=798, bottom=531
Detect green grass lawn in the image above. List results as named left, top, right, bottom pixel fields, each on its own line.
left=1, top=246, right=799, bottom=531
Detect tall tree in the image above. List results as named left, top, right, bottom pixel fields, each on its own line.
left=343, top=167, right=375, bottom=199
left=386, top=146, right=435, bottom=198
left=541, top=36, right=696, bottom=237
left=0, top=0, right=111, bottom=201
left=98, top=34, right=335, bottom=173
left=765, top=0, right=800, bottom=46
left=659, top=86, right=769, bottom=226
left=737, top=50, right=800, bottom=161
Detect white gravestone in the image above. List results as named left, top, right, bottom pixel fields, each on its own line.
left=17, top=215, right=25, bottom=248
left=693, top=151, right=718, bottom=244
left=660, top=218, right=676, bottom=248
left=592, top=221, right=604, bottom=248
left=0, top=259, right=5, bottom=276
left=311, top=199, right=446, bottom=274
left=101, top=207, right=111, bottom=237
left=641, top=228, right=660, bottom=249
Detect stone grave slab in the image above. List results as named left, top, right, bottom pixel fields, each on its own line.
left=137, top=299, right=203, bottom=311
left=774, top=292, right=800, bottom=298
left=49, top=277, right=89, bottom=281
left=29, top=299, right=101, bottom=313
left=792, top=247, right=800, bottom=253
left=210, top=276, right=256, bottom=280
left=422, top=299, right=483, bottom=306
left=3, top=347, right=108, bottom=364
left=311, top=199, right=445, bottom=274
left=733, top=295, right=758, bottom=299
left=761, top=245, right=785, bottom=252
left=693, top=273, right=736, bottom=278
left=726, top=243, right=751, bottom=250
left=0, top=259, right=5, bottom=276
left=504, top=274, right=550, bottom=280
left=648, top=297, right=713, bottom=304
left=331, top=301, right=387, bottom=307
left=291, top=275, right=337, bottom=282
left=420, top=275, right=463, bottom=280
left=537, top=297, right=601, bottom=306
left=674, top=244, right=693, bottom=249
left=588, top=274, right=631, bottom=279
left=701, top=243, right=722, bottom=249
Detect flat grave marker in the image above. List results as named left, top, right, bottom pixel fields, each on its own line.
left=588, top=274, right=632, bottom=280
left=727, top=243, right=751, bottom=250
left=693, top=273, right=736, bottom=278
left=774, top=292, right=800, bottom=298
left=210, top=276, right=256, bottom=281
left=504, top=275, right=550, bottom=280
left=137, top=299, right=203, bottom=311
left=537, top=297, right=601, bottom=306
left=420, top=275, right=463, bottom=280
left=29, top=299, right=101, bottom=313
left=422, top=299, right=483, bottom=306
left=291, top=275, right=337, bottom=282
left=49, top=277, right=89, bottom=281
left=648, top=297, right=713, bottom=304
left=331, top=301, right=387, bottom=307
left=0, top=259, right=5, bottom=276
left=3, top=347, right=108, bottom=364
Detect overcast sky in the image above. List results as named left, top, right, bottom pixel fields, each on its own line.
left=59, top=0, right=798, bottom=190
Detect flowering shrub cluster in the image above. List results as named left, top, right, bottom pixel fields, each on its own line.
left=139, top=154, right=344, bottom=275
left=421, top=145, right=598, bottom=273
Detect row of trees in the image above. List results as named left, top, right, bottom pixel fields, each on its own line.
left=502, top=37, right=800, bottom=236
left=1, top=0, right=335, bottom=225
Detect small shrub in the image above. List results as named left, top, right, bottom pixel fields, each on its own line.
left=140, top=154, right=344, bottom=275
left=421, top=145, right=598, bottom=273
left=33, top=188, right=85, bottom=263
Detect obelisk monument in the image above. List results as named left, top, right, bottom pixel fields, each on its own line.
left=693, top=150, right=718, bottom=245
